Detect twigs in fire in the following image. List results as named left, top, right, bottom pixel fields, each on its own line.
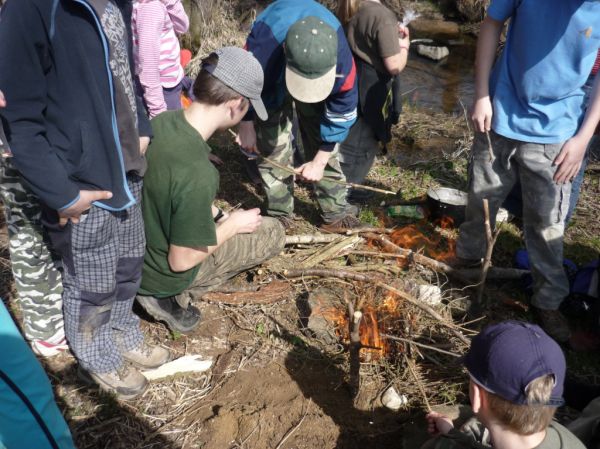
left=281, top=268, right=470, bottom=345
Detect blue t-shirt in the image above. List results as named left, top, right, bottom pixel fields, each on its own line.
left=488, top=0, right=600, bottom=143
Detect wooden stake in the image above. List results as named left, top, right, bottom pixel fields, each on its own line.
left=475, top=199, right=501, bottom=306
left=345, top=292, right=363, bottom=398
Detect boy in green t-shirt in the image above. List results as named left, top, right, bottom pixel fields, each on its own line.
left=137, top=47, right=285, bottom=333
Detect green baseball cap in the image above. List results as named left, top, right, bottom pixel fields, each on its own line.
left=285, top=16, right=338, bottom=103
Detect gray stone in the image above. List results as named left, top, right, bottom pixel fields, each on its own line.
left=298, top=287, right=343, bottom=345
left=416, top=44, right=450, bottom=61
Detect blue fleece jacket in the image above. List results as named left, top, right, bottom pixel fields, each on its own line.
left=0, top=0, right=151, bottom=211
left=245, top=0, right=358, bottom=150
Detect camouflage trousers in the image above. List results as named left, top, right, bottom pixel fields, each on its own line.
left=456, top=131, right=571, bottom=310
left=255, top=97, right=352, bottom=222
left=0, top=157, right=64, bottom=341
left=181, top=217, right=285, bottom=303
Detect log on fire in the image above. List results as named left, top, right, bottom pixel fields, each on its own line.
left=362, top=233, right=527, bottom=283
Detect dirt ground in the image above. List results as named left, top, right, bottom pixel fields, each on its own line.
left=1, top=1, right=599, bottom=448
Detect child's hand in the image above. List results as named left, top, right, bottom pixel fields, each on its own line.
left=425, top=411, right=454, bottom=436
left=553, top=134, right=587, bottom=184
left=471, top=96, right=493, bottom=133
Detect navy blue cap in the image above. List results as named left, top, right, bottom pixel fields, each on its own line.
left=464, top=321, right=566, bottom=406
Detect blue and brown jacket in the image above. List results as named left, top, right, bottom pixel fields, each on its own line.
left=0, top=0, right=151, bottom=212
left=245, top=0, right=358, bottom=150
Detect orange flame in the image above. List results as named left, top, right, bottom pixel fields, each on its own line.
left=389, top=217, right=456, bottom=262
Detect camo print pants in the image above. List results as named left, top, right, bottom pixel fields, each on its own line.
left=255, top=97, right=352, bottom=223
left=0, top=157, right=64, bottom=341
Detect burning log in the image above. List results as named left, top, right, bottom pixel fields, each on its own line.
left=364, top=232, right=470, bottom=282
left=363, top=233, right=526, bottom=282
left=281, top=268, right=470, bottom=345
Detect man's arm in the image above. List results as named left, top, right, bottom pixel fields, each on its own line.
left=470, top=16, right=504, bottom=133
left=554, top=73, right=600, bottom=184
left=168, top=208, right=263, bottom=272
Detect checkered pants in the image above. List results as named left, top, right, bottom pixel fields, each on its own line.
left=44, top=176, right=145, bottom=373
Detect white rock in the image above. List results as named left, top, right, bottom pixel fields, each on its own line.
left=496, top=207, right=509, bottom=223
left=142, top=355, right=213, bottom=381
left=416, top=44, right=449, bottom=61
left=416, top=284, right=443, bottom=306
left=382, top=386, right=409, bottom=411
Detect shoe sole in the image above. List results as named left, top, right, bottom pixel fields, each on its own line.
left=136, top=296, right=200, bottom=334
left=77, top=367, right=147, bottom=400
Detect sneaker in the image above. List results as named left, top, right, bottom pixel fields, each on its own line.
left=78, top=365, right=147, bottom=400
left=30, top=331, right=69, bottom=357
left=136, top=295, right=201, bottom=333
left=320, top=214, right=365, bottom=232
left=534, top=307, right=571, bottom=343
left=122, top=341, right=171, bottom=369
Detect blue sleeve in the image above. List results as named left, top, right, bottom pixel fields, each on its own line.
left=320, top=27, right=358, bottom=149
left=487, top=0, right=517, bottom=22
left=245, top=19, right=286, bottom=118
left=0, top=0, right=80, bottom=210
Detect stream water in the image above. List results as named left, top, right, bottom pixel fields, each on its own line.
left=402, top=35, right=477, bottom=113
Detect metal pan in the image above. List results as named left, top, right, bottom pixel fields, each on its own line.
left=426, top=187, right=468, bottom=227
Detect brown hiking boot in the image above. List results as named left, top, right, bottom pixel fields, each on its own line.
left=534, top=307, right=571, bottom=343
left=320, top=214, right=365, bottom=232
left=123, top=341, right=171, bottom=369
left=78, top=365, right=147, bottom=400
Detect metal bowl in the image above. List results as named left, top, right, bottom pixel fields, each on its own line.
left=426, top=187, right=468, bottom=227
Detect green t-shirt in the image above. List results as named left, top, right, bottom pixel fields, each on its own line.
left=139, top=110, right=219, bottom=297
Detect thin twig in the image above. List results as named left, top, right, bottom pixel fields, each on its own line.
left=485, top=131, right=496, bottom=163
left=404, top=355, right=432, bottom=413
left=274, top=400, right=311, bottom=449
left=381, top=334, right=462, bottom=358
left=227, top=129, right=397, bottom=195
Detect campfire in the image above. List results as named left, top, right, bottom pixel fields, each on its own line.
left=281, top=215, right=482, bottom=407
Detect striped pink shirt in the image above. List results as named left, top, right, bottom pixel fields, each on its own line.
left=132, top=0, right=189, bottom=117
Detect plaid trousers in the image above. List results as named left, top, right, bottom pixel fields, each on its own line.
left=43, top=176, right=145, bottom=373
